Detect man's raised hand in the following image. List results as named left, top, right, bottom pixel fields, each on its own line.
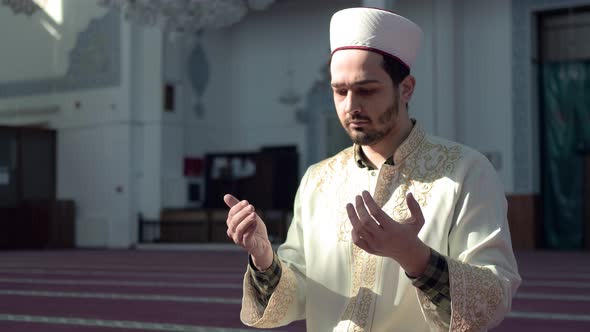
left=224, top=194, right=273, bottom=270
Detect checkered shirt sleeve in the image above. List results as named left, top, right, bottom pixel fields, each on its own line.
left=409, top=248, right=451, bottom=314
left=248, top=252, right=282, bottom=307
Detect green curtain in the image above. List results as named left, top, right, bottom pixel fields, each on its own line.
left=541, top=62, right=590, bottom=249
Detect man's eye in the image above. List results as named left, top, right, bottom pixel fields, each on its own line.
left=358, top=89, right=374, bottom=95
left=335, top=89, right=347, bottom=96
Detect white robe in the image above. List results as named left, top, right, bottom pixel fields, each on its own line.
left=240, top=123, right=521, bottom=331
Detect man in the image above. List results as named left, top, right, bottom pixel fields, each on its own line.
left=224, top=7, right=521, bottom=332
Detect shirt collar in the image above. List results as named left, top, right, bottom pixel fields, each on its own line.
left=354, top=119, right=425, bottom=169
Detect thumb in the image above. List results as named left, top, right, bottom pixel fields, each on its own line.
left=223, top=194, right=240, bottom=208
left=406, top=193, right=425, bottom=230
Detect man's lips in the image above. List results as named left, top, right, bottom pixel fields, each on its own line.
left=347, top=119, right=370, bottom=126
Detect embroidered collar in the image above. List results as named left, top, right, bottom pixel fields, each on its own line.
left=354, top=120, right=425, bottom=169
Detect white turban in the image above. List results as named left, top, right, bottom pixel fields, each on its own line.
left=330, top=7, right=423, bottom=69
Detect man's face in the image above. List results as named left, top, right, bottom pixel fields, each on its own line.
left=330, top=49, right=400, bottom=146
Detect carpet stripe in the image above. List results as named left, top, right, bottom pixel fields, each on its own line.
left=508, top=311, right=590, bottom=322
left=516, top=292, right=590, bottom=302
left=0, top=290, right=241, bottom=304
left=0, top=314, right=272, bottom=331
left=523, top=280, right=590, bottom=289
left=0, top=278, right=241, bottom=289
left=0, top=264, right=245, bottom=273
left=521, top=273, right=590, bottom=280
left=0, top=268, right=240, bottom=279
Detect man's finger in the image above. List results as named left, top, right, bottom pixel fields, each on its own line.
left=225, top=194, right=248, bottom=219
left=355, top=195, right=382, bottom=234
left=347, top=203, right=375, bottom=242
left=228, top=204, right=255, bottom=233
left=406, top=193, right=425, bottom=229
left=361, top=191, right=393, bottom=229
left=235, top=213, right=257, bottom=244
left=346, top=203, right=361, bottom=229
left=228, top=200, right=249, bottom=219
left=223, top=194, right=240, bottom=208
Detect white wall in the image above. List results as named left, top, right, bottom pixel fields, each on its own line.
left=394, top=0, right=437, bottom=135
left=160, top=32, right=190, bottom=209
left=186, top=0, right=360, bottom=176
left=153, top=0, right=360, bottom=209
left=178, top=0, right=516, bottom=196
left=0, top=0, right=101, bottom=81
left=185, top=30, right=233, bottom=154
left=459, top=0, right=513, bottom=192
left=58, top=121, right=130, bottom=247
left=129, top=24, right=164, bottom=220
left=0, top=1, right=138, bottom=247
left=394, top=0, right=514, bottom=192
left=0, top=0, right=523, bottom=248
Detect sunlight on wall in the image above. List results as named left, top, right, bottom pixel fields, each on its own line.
left=34, top=0, right=62, bottom=24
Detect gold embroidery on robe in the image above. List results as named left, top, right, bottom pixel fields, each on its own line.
left=241, top=260, right=298, bottom=327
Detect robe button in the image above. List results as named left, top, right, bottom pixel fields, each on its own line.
left=370, top=171, right=376, bottom=176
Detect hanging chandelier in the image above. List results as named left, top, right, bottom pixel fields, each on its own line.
left=99, top=0, right=275, bottom=33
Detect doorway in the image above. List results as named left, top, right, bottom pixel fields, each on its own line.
left=537, top=6, right=590, bottom=249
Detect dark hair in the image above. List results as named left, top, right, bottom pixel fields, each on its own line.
left=382, top=55, right=410, bottom=109
left=381, top=55, right=409, bottom=86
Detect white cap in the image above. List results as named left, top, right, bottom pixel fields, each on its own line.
left=330, top=7, right=423, bottom=69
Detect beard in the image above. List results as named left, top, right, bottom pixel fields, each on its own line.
left=343, top=101, right=399, bottom=146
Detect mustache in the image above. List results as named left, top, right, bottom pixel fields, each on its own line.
left=344, top=115, right=371, bottom=124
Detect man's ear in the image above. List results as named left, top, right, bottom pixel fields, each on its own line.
left=400, top=75, right=416, bottom=103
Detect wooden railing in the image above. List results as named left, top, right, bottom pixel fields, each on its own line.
left=138, top=209, right=291, bottom=244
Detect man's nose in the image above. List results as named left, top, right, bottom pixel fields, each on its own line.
left=344, top=92, right=361, bottom=114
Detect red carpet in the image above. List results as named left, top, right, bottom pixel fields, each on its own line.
left=0, top=248, right=587, bottom=331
